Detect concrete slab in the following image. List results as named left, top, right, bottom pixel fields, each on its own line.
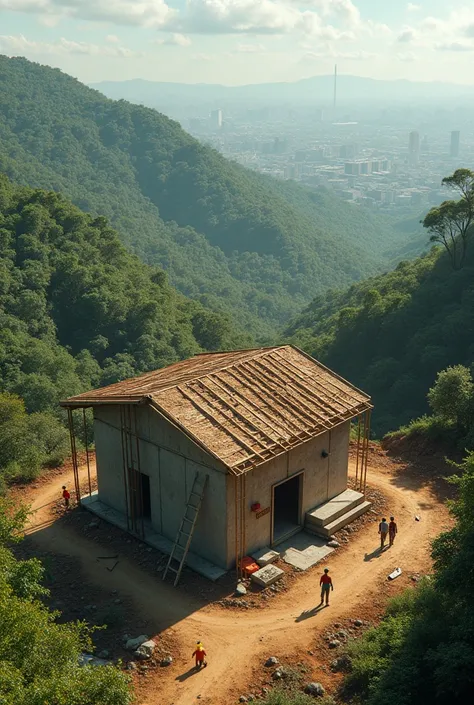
left=81, top=493, right=226, bottom=582
left=251, top=564, right=285, bottom=587
left=306, top=489, right=365, bottom=527
left=277, top=531, right=335, bottom=570
left=252, top=548, right=280, bottom=567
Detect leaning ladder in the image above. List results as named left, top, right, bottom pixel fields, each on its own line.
left=163, top=472, right=208, bottom=587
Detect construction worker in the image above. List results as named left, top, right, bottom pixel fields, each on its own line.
left=62, top=486, right=71, bottom=510
left=319, top=568, right=333, bottom=606
left=379, top=517, right=389, bottom=549
left=192, top=641, right=207, bottom=669
left=389, top=516, right=398, bottom=547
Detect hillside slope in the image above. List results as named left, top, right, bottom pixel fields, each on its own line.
left=286, top=245, right=474, bottom=435
left=0, top=173, right=248, bottom=419
left=0, top=56, right=409, bottom=338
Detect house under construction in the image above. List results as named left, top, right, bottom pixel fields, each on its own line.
left=61, top=345, right=372, bottom=580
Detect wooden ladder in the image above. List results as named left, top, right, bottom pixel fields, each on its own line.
left=163, top=472, right=208, bottom=587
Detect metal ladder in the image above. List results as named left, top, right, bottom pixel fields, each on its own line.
left=163, top=472, right=208, bottom=586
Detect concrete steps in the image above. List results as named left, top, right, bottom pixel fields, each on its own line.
left=305, top=489, right=371, bottom=539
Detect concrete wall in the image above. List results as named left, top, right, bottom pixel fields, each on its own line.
left=94, top=405, right=350, bottom=570
left=225, top=421, right=351, bottom=563
left=94, top=407, right=126, bottom=515
left=93, top=404, right=228, bottom=568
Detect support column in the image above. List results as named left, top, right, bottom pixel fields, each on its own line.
left=67, top=408, right=81, bottom=506
left=82, top=408, right=92, bottom=496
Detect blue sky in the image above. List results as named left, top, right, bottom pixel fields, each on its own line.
left=0, top=1, right=472, bottom=85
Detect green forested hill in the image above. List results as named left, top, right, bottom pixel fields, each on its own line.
left=0, top=55, right=412, bottom=338
left=286, top=244, right=474, bottom=435
left=0, top=174, right=248, bottom=486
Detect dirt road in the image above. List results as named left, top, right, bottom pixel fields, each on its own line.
left=22, top=454, right=451, bottom=704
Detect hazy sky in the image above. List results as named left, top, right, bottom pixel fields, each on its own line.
left=0, top=1, right=473, bottom=85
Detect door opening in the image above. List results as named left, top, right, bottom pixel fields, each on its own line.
left=272, top=473, right=303, bottom=545
left=140, top=473, right=151, bottom=520
left=129, top=469, right=152, bottom=521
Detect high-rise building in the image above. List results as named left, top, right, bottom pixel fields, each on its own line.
left=210, top=109, right=223, bottom=129
left=409, top=131, right=420, bottom=165
left=450, top=130, right=460, bottom=158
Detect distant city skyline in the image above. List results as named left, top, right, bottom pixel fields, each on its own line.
left=0, top=1, right=473, bottom=85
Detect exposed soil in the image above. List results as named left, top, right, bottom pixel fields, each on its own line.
left=9, top=442, right=454, bottom=704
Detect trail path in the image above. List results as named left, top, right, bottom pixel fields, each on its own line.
left=22, top=455, right=450, bottom=704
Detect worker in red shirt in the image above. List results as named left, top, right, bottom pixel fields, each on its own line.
left=192, top=641, right=207, bottom=669
left=319, top=568, right=334, bottom=606
left=389, top=516, right=398, bottom=547
left=62, top=485, right=71, bottom=509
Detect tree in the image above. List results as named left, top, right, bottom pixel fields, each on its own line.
left=423, top=169, right=474, bottom=269
left=427, top=365, right=474, bottom=427
left=0, top=497, right=133, bottom=705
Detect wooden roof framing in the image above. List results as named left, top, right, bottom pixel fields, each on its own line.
left=61, top=345, right=372, bottom=476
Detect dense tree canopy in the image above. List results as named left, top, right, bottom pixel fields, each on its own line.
left=0, top=498, right=132, bottom=704
left=0, top=55, right=422, bottom=338
left=286, top=230, right=474, bottom=435
left=343, top=450, right=474, bottom=705
left=0, top=174, right=249, bottom=486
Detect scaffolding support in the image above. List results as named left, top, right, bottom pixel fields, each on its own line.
left=362, top=409, right=371, bottom=495
left=82, top=408, right=92, bottom=496
left=354, top=414, right=362, bottom=489
left=67, top=408, right=81, bottom=506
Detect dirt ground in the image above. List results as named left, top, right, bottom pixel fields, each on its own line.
left=10, top=442, right=455, bottom=704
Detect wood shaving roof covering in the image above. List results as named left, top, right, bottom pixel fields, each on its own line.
left=63, top=346, right=371, bottom=475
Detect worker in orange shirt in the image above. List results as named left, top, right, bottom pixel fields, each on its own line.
left=319, top=568, right=334, bottom=606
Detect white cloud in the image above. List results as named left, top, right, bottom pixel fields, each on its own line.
left=0, top=33, right=141, bottom=57
left=407, top=3, right=420, bottom=12
left=397, top=25, right=418, bottom=43
left=236, top=42, right=266, bottom=53
left=173, top=0, right=312, bottom=35
left=303, top=48, right=374, bottom=61
left=0, top=0, right=174, bottom=28
left=106, top=34, right=120, bottom=43
left=435, top=41, right=474, bottom=52
left=158, top=33, right=192, bottom=46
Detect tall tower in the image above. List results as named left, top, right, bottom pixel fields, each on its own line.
left=450, top=130, right=460, bottom=158
left=333, top=64, right=337, bottom=119
left=409, top=130, right=420, bottom=165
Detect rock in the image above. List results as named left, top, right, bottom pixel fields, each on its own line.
left=328, top=640, right=340, bottom=649
left=265, top=657, right=279, bottom=667
left=304, top=682, right=326, bottom=697
left=160, top=655, right=173, bottom=667
left=239, top=697, right=248, bottom=703
left=235, top=583, right=247, bottom=596
left=127, top=661, right=137, bottom=671
left=338, top=630, right=349, bottom=639
left=98, top=650, right=110, bottom=659
left=331, top=654, right=353, bottom=673
left=328, top=540, right=340, bottom=548
left=88, top=521, right=99, bottom=529
left=114, top=598, right=122, bottom=605
left=78, top=653, right=111, bottom=667
left=333, top=622, right=341, bottom=628
left=135, top=640, right=156, bottom=660
left=354, top=619, right=363, bottom=627
left=125, top=635, right=149, bottom=651
left=272, top=669, right=283, bottom=680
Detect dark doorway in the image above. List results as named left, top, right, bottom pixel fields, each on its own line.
left=273, top=473, right=302, bottom=544
left=140, top=473, right=151, bottom=520
left=129, top=469, right=152, bottom=521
